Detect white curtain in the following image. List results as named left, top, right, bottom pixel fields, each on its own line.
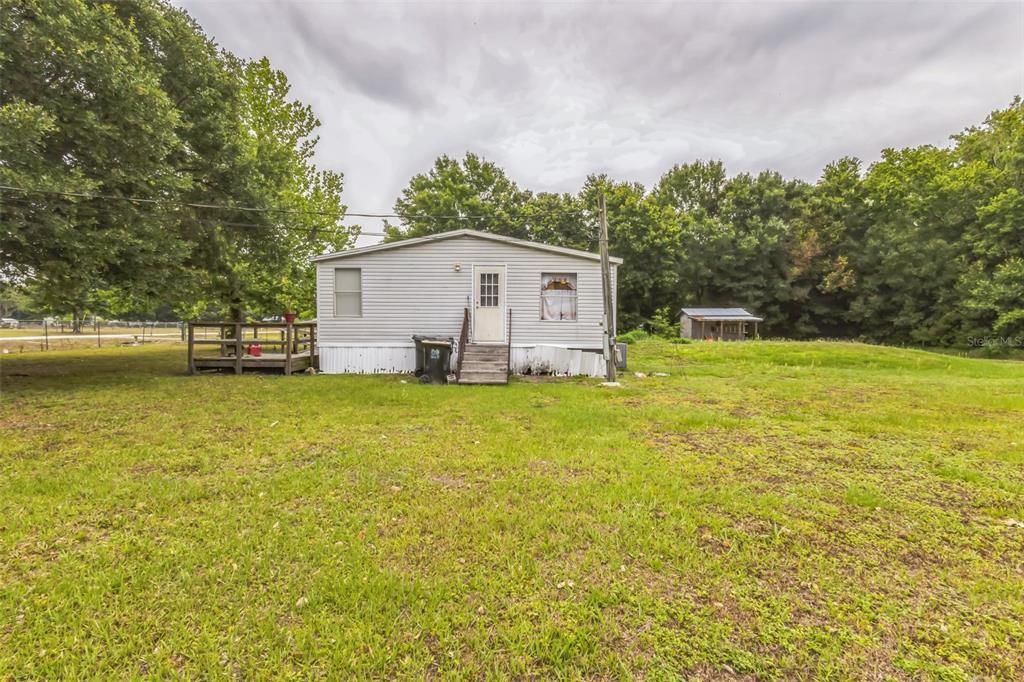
left=541, top=274, right=577, bottom=321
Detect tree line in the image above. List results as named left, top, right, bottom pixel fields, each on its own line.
left=385, top=101, right=1023, bottom=347
left=0, top=0, right=351, bottom=327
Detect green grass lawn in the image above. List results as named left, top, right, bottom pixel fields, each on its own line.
left=2, top=340, right=1023, bottom=679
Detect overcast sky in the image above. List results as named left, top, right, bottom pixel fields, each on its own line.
left=177, top=0, right=1023, bottom=240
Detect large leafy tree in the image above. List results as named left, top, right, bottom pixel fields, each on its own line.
left=954, top=100, right=1024, bottom=341
left=0, top=0, right=350, bottom=323
left=580, top=175, right=680, bottom=330
left=785, top=158, right=864, bottom=337
left=521, top=191, right=592, bottom=251
left=0, top=0, right=187, bottom=327
left=385, top=153, right=532, bottom=240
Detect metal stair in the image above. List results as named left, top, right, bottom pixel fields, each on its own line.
left=457, top=343, right=509, bottom=385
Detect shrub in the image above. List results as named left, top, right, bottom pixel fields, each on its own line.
left=617, top=330, right=650, bottom=345
left=649, top=307, right=678, bottom=339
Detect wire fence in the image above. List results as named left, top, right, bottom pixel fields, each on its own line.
left=0, top=320, right=185, bottom=353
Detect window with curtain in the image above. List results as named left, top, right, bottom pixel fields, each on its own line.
left=334, top=268, right=362, bottom=316
left=540, top=273, right=577, bottom=321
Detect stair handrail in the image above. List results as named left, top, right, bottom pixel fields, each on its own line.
left=506, top=307, right=512, bottom=378
left=456, top=307, right=470, bottom=382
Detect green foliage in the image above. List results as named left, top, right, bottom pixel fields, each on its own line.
left=386, top=153, right=532, bottom=240
left=0, top=0, right=352, bottom=321
left=616, top=330, right=650, bottom=344
left=391, top=99, right=1023, bottom=346
left=648, top=306, right=678, bottom=338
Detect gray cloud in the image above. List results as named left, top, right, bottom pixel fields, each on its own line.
left=176, top=0, right=1023, bottom=239
left=279, top=5, right=436, bottom=112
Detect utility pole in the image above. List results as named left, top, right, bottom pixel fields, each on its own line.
left=598, top=193, right=617, bottom=382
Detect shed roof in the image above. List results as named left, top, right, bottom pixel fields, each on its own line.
left=312, top=229, right=623, bottom=264
left=680, top=307, right=763, bottom=322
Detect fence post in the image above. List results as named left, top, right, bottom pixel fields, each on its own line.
left=96, top=320, right=101, bottom=348
left=187, top=322, right=195, bottom=374
left=44, top=319, right=49, bottom=351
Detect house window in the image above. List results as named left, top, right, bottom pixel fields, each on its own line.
left=334, top=268, right=362, bottom=316
left=541, top=273, right=577, bottom=321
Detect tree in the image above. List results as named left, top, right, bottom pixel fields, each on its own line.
left=653, top=159, right=727, bottom=216
left=580, top=175, right=680, bottom=330
left=521, top=192, right=592, bottom=251
left=0, top=0, right=188, bottom=328
left=784, top=158, right=865, bottom=337
left=0, top=0, right=352, bottom=323
left=385, top=153, right=531, bottom=240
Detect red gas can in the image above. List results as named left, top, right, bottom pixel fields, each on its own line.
left=248, top=343, right=262, bottom=357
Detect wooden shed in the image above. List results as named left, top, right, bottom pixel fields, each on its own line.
left=680, top=307, right=762, bottom=341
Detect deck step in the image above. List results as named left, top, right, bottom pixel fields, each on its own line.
left=461, top=360, right=508, bottom=371
left=458, top=370, right=509, bottom=385
left=462, top=347, right=507, bottom=356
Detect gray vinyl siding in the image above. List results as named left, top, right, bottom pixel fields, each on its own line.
left=316, top=234, right=617, bottom=349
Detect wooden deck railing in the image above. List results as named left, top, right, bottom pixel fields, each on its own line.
left=456, top=307, right=469, bottom=382
left=187, top=321, right=316, bottom=375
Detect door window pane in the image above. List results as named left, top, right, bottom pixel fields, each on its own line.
left=479, top=272, right=499, bottom=307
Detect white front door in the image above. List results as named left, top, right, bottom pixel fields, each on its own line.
left=473, top=266, right=505, bottom=342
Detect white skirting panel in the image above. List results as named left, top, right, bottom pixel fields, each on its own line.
left=510, top=345, right=604, bottom=377
left=319, top=344, right=603, bottom=377
left=319, top=345, right=416, bottom=374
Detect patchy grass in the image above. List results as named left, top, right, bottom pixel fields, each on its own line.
left=1, top=339, right=1023, bottom=679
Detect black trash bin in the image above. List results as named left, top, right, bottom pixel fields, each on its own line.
left=411, top=335, right=453, bottom=384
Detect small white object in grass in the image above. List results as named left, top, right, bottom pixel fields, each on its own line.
left=653, top=372, right=670, bottom=377
left=476, top=606, right=486, bottom=615
left=633, top=372, right=647, bottom=378
left=1001, top=518, right=1024, bottom=528
left=619, top=564, right=626, bottom=572
left=269, top=421, right=279, bottom=428
left=599, top=382, right=621, bottom=388
left=295, top=596, right=309, bottom=608
left=400, top=380, right=407, bottom=384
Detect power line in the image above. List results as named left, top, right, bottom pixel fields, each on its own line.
left=0, top=193, right=389, bottom=236
left=0, top=184, right=588, bottom=222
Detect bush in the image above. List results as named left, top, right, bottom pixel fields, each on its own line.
left=617, top=330, right=650, bottom=345
left=669, top=337, right=691, bottom=345
left=649, top=307, right=678, bottom=339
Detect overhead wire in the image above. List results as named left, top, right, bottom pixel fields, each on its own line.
left=0, top=184, right=589, bottom=222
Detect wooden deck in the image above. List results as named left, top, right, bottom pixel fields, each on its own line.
left=187, top=321, right=316, bottom=375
